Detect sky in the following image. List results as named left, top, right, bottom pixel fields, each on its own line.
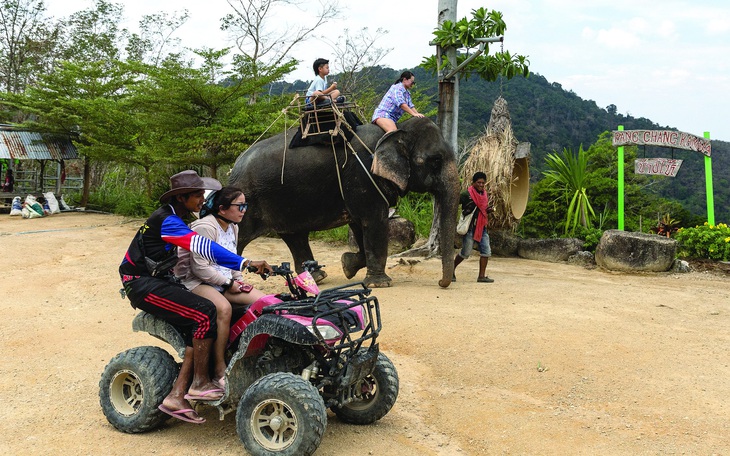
left=48, top=0, right=730, bottom=141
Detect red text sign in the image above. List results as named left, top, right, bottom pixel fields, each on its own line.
left=613, top=130, right=711, bottom=156
left=634, top=158, right=683, bottom=177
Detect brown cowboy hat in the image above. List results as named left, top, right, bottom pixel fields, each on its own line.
left=159, top=170, right=222, bottom=202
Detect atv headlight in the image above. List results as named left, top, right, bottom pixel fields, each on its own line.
left=359, top=305, right=369, bottom=328
left=306, top=324, right=342, bottom=340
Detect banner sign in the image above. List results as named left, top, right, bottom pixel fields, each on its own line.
left=612, top=130, right=711, bottom=156
left=635, top=158, right=683, bottom=177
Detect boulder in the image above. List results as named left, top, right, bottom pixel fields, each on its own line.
left=489, top=230, right=521, bottom=256
left=568, top=250, right=596, bottom=268
left=517, top=238, right=584, bottom=263
left=349, top=216, right=415, bottom=255
left=594, top=230, right=677, bottom=272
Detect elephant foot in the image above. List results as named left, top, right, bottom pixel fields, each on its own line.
left=363, top=273, right=392, bottom=288
left=341, top=252, right=366, bottom=279
left=311, top=268, right=327, bottom=284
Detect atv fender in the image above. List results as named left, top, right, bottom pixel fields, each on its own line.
left=132, top=312, right=186, bottom=358
left=227, top=314, right=320, bottom=368
left=236, top=314, right=321, bottom=355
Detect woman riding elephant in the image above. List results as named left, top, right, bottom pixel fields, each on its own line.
left=229, top=116, right=460, bottom=288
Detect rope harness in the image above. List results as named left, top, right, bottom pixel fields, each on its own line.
left=239, top=94, right=391, bottom=208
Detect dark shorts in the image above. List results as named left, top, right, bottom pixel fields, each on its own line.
left=122, top=275, right=217, bottom=346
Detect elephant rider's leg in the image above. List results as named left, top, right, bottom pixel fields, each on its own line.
left=342, top=223, right=367, bottom=279
left=280, top=232, right=327, bottom=282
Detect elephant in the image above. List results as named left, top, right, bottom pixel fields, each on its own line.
left=228, top=116, right=460, bottom=288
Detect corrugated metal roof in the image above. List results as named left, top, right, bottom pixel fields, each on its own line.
left=0, top=128, right=78, bottom=160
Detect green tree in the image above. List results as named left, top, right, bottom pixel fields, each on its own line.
left=135, top=48, right=295, bottom=178
left=542, top=146, right=595, bottom=234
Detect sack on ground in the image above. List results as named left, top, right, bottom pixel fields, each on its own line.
left=9, top=196, right=22, bottom=216
left=24, top=195, right=45, bottom=218
left=59, top=195, right=71, bottom=211
left=456, top=208, right=476, bottom=235
left=43, top=192, right=61, bottom=214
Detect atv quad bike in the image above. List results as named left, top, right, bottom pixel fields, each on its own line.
left=100, top=261, right=399, bottom=456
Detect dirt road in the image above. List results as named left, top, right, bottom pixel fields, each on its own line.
left=1, top=213, right=728, bottom=455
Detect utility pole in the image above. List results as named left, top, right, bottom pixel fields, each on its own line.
left=437, top=0, right=458, bottom=153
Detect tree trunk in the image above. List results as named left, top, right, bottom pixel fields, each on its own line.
left=80, top=156, right=91, bottom=207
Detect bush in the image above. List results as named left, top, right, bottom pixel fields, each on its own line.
left=674, top=222, right=730, bottom=261
left=573, top=226, right=604, bottom=252
left=396, top=193, right=434, bottom=239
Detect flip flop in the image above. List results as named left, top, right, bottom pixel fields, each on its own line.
left=213, top=377, right=226, bottom=389
left=184, top=388, right=224, bottom=401
left=158, top=405, right=206, bottom=424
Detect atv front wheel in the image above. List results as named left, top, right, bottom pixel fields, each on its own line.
left=331, top=351, right=399, bottom=424
left=99, top=346, right=178, bottom=433
left=236, top=372, right=326, bottom=456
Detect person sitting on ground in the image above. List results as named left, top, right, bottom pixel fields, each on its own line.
left=119, top=170, right=272, bottom=425
left=305, top=57, right=342, bottom=108
left=453, top=171, right=495, bottom=283
left=2, top=168, right=13, bottom=192
left=175, top=186, right=268, bottom=389
left=371, top=70, right=424, bottom=133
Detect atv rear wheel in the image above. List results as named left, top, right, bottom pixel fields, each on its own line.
left=236, top=372, right=326, bottom=456
left=99, top=346, right=178, bottom=433
left=331, top=351, right=399, bottom=424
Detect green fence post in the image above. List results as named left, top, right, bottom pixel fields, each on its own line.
left=704, top=131, right=715, bottom=225
left=617, top=125, right=624, bottom=230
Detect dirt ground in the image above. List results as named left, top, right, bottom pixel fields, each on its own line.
left=1, top=212, right=728, bottom=455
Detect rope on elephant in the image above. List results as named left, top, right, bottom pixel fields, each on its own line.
left=315, top=103, right=388, bottom=207
left=331, top=136, right=390, bottom=208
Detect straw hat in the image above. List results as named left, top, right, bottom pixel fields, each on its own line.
left=159, top=170, right=222, bottom=202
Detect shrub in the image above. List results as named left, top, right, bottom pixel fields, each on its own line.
left=674, top=222, right=730, bottom=261
left=573, top=226, right=603, bottom=252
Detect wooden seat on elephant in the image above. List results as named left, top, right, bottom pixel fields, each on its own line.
left=289, top=91, right=363, bottom=149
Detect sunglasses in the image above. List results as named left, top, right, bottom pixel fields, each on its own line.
left=234, top=202, right=248, bottom=212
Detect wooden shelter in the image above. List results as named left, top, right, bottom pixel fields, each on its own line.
left=0, top=124, right=79, bottom=195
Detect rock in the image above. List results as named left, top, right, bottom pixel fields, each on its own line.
left=594, top=230, right=677, bottom=272
left=568, top=251, right=596, bottom=268
left=517, top=238, right=584, bottom=263
left=671, top=259, right=691, bottom=273
left=489, top=230, right=520, bottom=256
left=349, top=216, right=415, bottom=255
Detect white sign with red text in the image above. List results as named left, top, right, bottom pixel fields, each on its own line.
left=634, top=158, right=683, bottom=177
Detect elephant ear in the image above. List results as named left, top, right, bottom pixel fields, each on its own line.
left=372, top=129, right=409, bottom=192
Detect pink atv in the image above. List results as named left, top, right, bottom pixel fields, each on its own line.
left=99, top=261, right=399, bottom=456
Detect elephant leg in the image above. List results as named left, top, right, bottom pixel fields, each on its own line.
left=362, top=219, right=392, bottom=288
left=279, top=232, right=327, bottom=283
left=342, top=223, right=367, bottom=279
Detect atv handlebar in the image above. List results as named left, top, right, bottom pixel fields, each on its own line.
left=246, top=260, right=324, bottom=280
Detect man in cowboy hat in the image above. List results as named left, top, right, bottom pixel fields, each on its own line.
left=119, top=170, right=272, bottom=424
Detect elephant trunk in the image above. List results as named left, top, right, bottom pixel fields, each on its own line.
left=437, top=162, right=461, bottom=288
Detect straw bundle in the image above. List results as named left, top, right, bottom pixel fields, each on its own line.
left=461, top=97, right=523, bottom=231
